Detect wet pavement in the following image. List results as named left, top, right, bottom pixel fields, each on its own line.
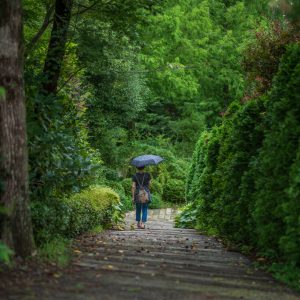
left=1, top=209, right=299, bottom=300
left=125, top=207, right=178, bottom=230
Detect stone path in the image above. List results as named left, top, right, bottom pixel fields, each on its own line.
left=1, top=209, right=300, bottom=299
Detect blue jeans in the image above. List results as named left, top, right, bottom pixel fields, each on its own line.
left=135, top=203, right=148, bottom=223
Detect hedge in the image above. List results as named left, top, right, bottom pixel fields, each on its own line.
left=31, top=185, right=121, bottom=243
left=177, top=44, right=300, bottom=289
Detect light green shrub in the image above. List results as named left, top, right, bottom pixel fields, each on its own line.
left=65, top=186, right=120, bottom=237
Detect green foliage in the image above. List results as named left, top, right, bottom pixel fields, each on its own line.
left=32, top=186, right=121, bottom=243
left=0, top=87, right=5, bottom=99
left=66, top=186, right=120, bottom=237
left=243, top=22, right=297, bottom=97
left=269, top=263, right=300, bottom=292
left=77, top=18, right=149, bottom=168
left=18, top=0, right=300, bottom=292
left=121, top=196, right=134, bottom=212
left=115, top=137, right=189, bottom=207
left=121, top=178, right=132, bottom=196
left=37, top=237, right=71, bottom=268
left=211, top=98, right=265, bottom=243
left=175, top=201, right=198, bottom=229
left=0, top=242, right=13, bottom=265
left=31, top=197, right=71, bottom=244
left=139, top=0, right=265, bottom=149
left=179, top=43, right=300, bottom=289
left=106, top=180, right=132, bottom=212
left=150, top=179, right=163, bottom=197
left=163, top=178, right=185, bottom=203
left=27, top=92, right=103, bottom=200
left=252, top=43, right=300, bottom=259
left=88, top=225, right=104, bottom=235
left=148, top=194, right=164, bottom=209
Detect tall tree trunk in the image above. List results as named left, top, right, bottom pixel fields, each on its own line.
left=41, top=0, right=73, bottom=95
left=0, top=0, right=34, bottom=257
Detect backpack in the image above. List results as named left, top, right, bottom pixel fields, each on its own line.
left=135, top=173, right=149, bottom=204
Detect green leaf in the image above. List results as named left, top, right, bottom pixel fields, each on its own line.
left=0, top=87, right=6, bottom=100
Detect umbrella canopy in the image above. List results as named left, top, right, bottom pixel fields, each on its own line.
left=131, top=154, right=164, bottom=167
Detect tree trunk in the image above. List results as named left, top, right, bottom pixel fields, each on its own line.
left=0, top=0, right=34, bottom=257
left=41, top=0, right=73, bottom=95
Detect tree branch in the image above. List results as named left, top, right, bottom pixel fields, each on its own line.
left=25, top=1, right=102, bottom=58
left=57, top=67, right=84, bottom=92
left=25, top=4, right=55, bottom=58
left=76, top=1, right=99, bottom=14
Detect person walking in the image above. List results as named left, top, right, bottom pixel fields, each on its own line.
left=132, top=166, right=151, bottom=229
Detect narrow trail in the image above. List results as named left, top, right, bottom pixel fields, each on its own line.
left=1, top=209, right=300, bottom=299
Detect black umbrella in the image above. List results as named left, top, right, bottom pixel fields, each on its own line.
left=131, top=154, right=164, bottom=167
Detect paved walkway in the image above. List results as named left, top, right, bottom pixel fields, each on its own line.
left=1, top=209, right=300, bottom=299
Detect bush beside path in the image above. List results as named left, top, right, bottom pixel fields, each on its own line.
left=1, top=209, right=299, bottom=300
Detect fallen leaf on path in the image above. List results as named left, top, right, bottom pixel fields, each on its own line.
left=103, top=265, right=118, bottom=270
left=256, top=257, right=266, bottom=262
left=53, top=273, right=62, bottom=278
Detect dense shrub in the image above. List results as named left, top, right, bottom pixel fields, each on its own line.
left=66, top=186, right=120, bottom=237
left=27, top=92, right=103, bottom=203
left=31, top=198, right=71, bottom=244
left=31, top=186, right=121, bottom=243
left=252, top=43, right=300, bottom=259
left=175, top=201, right=198, bottom=229
left=150, top=179, right=163, bottom=197
left=106, top=180, right=132, bottom=212
left=149, top=194, right=164, bottom=209
left=163, top=178, right=185, bottom=203
left=185, top=130, right=211, bottom=203
left=212, top=98, right=265, bottom=243
left=121, top=178, right=132, bottom=196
